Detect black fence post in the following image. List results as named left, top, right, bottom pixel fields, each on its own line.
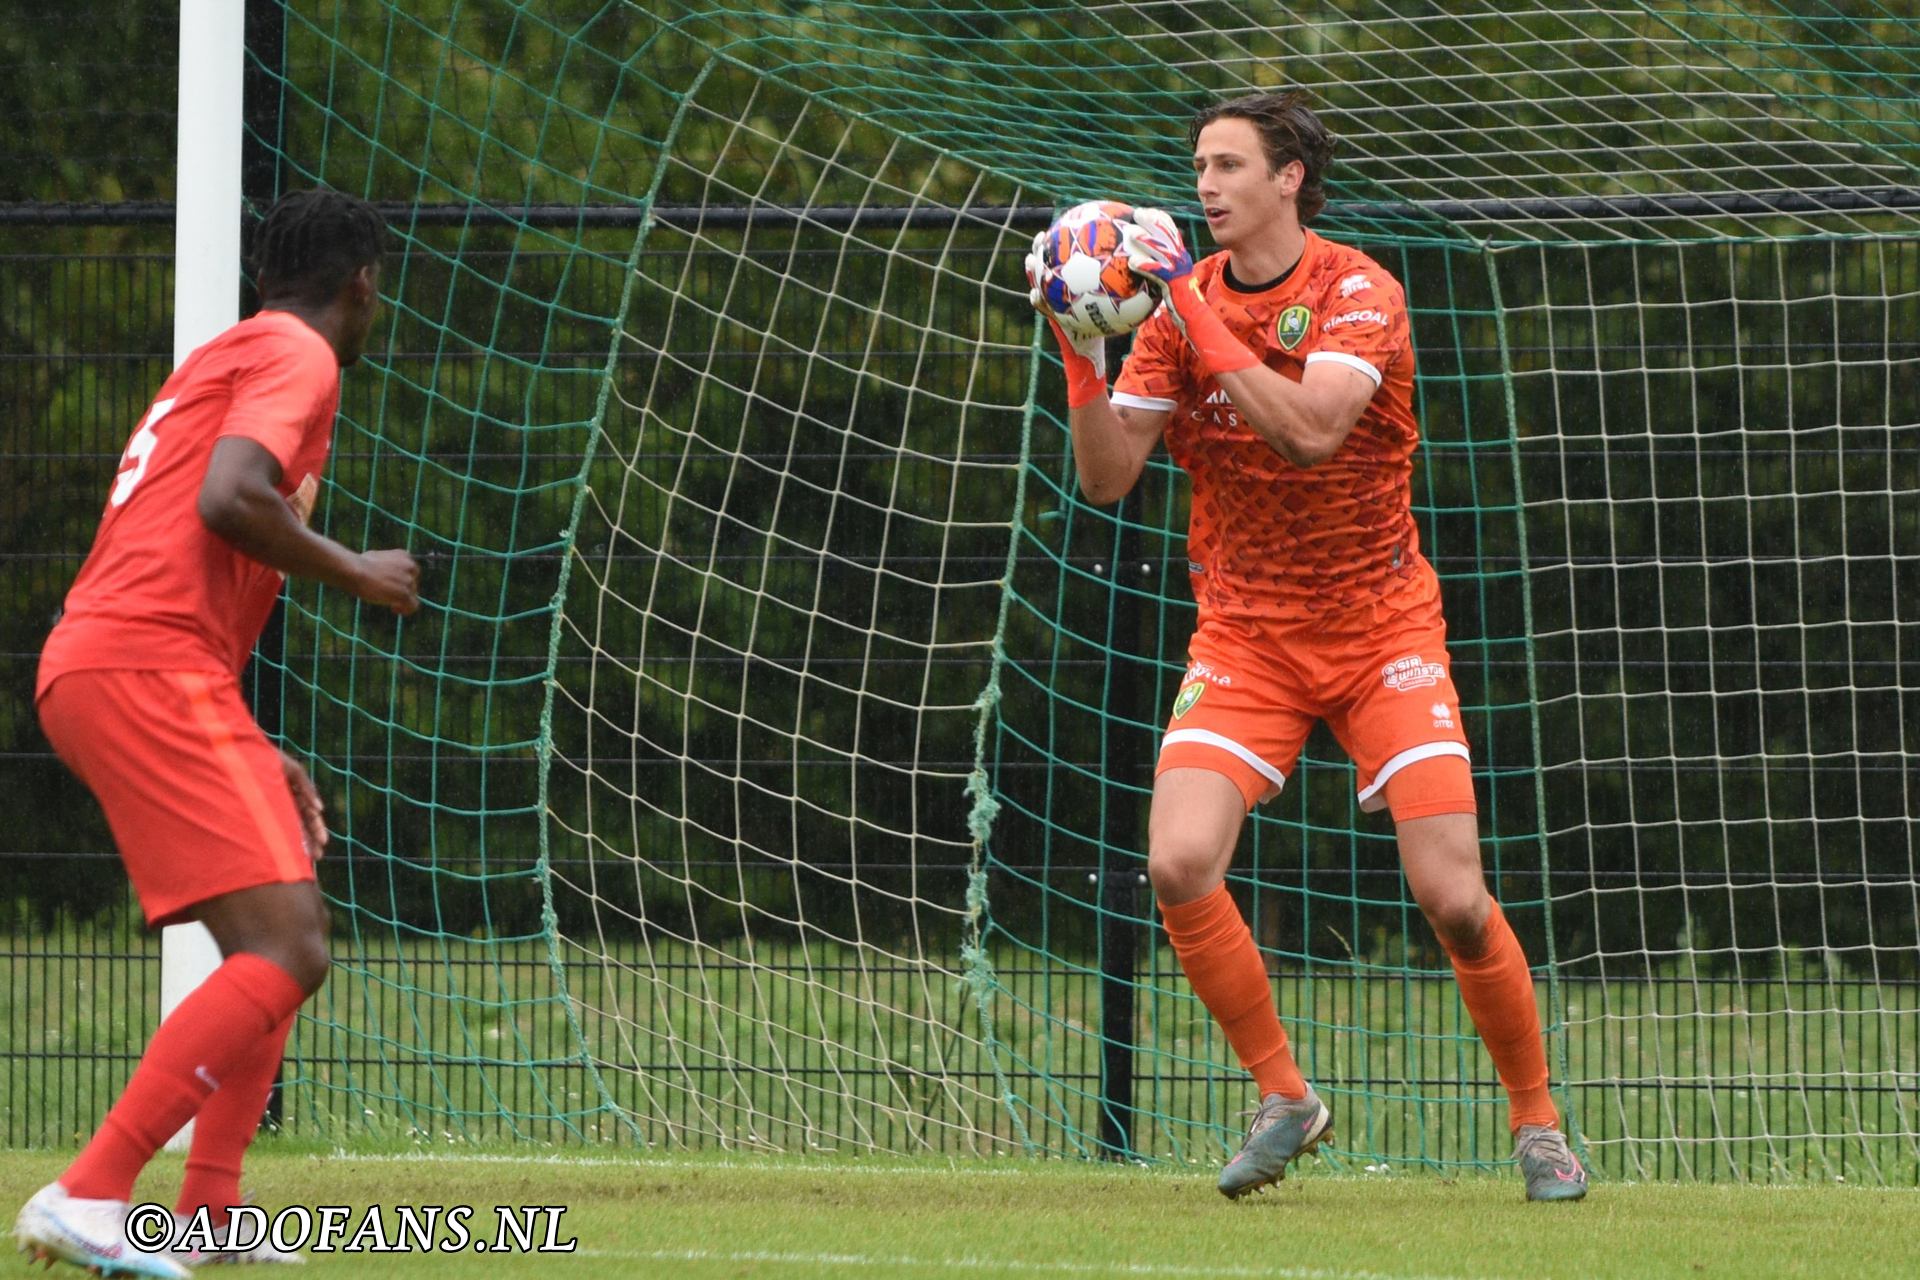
left=1097, top=488, right=1152, bottom=1160
left=1098, top=864, right=1141, bottom=1159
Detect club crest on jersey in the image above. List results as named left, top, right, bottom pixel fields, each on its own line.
left=1172, top=681, right=1206, bottom=719
left=1275, top=305, right=1312, bottom=351
left=1382, top=654, right=1447, bottom=692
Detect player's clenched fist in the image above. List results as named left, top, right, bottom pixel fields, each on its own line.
left=355, top=547, right=421, bottom=615
left=279, top=749, right=329, bottom=859
left=288, top=473, right=320, bottom=526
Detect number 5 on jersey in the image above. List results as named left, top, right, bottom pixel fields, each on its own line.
left=110, top=397, right=177, bottom=508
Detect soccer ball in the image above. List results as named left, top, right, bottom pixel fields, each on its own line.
left=1035, top=200, right=1159, bottom=342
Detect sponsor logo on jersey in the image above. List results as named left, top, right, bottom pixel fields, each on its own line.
left=1338, top=272, right=1374, bottom=298
left=1183, top=661, right=1232, bottom=687
left=1172, top=681, right=1206, bottom=719
left=1382, top=654, right=1447, bottom=692
left=1325, top=307, right=1389, bottom=330
left=1276, top=304, right=1312, bottom=350
left=1431, top=701, right=1455, bottom=728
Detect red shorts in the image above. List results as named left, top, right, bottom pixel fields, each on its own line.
left=1156, top=592, right=1476, bottom=821
left=38, top=669, right=315, bottom=928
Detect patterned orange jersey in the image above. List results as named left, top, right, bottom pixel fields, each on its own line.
left=1112, top=229, right=1434, bottom=622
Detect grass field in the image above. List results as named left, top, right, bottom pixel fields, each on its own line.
left=2, top=1144, right=1916, bottom=1279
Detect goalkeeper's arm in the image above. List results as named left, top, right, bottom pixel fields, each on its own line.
left=1120, top=208, right=1368, bottom=468
left=1070, top=394, right=1167, bottom=506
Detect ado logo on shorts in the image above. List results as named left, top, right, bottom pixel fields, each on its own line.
left=1381, top=654, right=1446, bottom=692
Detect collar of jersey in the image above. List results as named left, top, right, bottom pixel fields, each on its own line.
left=1217, top=229, right=1318, bottom=297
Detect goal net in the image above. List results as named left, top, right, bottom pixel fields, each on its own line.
left=250, top=1, right=1918, bottom=1181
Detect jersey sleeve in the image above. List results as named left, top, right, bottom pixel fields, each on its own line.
left=217, top=329, right=340, bottom=475
left=1306, top=265, right=1410, bottom=388
left=1111, top=306, right=1188, bottom=413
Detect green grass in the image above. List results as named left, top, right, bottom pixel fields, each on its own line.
left=3, top=1145, right=1917, bottom=1279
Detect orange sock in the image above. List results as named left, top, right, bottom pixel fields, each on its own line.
left=1444, top=900, right=1558, bottom=1133
left=1159, top=884, right=1307, bottom=1100
left=63, top=954, right=307, bottom=1203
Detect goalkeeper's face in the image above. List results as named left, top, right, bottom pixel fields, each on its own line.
left=1192, top=117, right=1304, bottom=248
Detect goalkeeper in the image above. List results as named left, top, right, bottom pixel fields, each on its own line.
left=1026, top=91, right=1587, bottom=1202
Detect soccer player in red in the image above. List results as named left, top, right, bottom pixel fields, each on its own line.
left=1027, top=92, right=1587, bottom=1202
left=14, top=189, right=421, bottom=1274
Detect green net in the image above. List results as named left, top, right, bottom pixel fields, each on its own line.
left=241, top=1, right=1920, bottom=1181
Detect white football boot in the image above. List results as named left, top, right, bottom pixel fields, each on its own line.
left=12, top=1182, right=192, bottom=1278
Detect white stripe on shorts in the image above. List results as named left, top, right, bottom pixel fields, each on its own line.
left=1356, top=740, right=1472, bottom=812
left=1160, top=728, right=1288, bottom=793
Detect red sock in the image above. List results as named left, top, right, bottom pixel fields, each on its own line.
left=175, top=1012, right=294, bottom=1222
left=1160, top=885, right=1308, bottom=1100
left=1444, top=900, right=1558, bottom=1133
left=63, top=954, right=307, bottom=1203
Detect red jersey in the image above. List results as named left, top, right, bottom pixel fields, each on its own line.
left=38, top=310, right=342, bottom=695
left=1111, top=229, right=1433, bottom=622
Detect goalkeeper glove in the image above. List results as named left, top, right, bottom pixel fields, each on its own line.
left=1025, top=233, right=1109, bottom=408
left=1120, top=208, right=1259, bottom=377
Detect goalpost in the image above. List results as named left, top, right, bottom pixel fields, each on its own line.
left=218, top=1, right=1920, bottom=1182
left=162, top=0, right=247, bottom=1149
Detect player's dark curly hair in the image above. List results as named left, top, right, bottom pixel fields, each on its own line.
left=1190, top=91, right=1336, bottom=223
left=250, top=188, right=386, bottom=304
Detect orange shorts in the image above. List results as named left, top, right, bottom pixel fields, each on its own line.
left=38, top=668, right=316, bottom=928
left=1155, top=592, right=1476, bottom=821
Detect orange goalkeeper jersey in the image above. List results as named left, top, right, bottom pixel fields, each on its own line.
left=1111, top=229, right=1434, bottom=623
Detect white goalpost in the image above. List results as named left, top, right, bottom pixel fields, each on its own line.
left=161, top=0, right=247, bottom=1149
